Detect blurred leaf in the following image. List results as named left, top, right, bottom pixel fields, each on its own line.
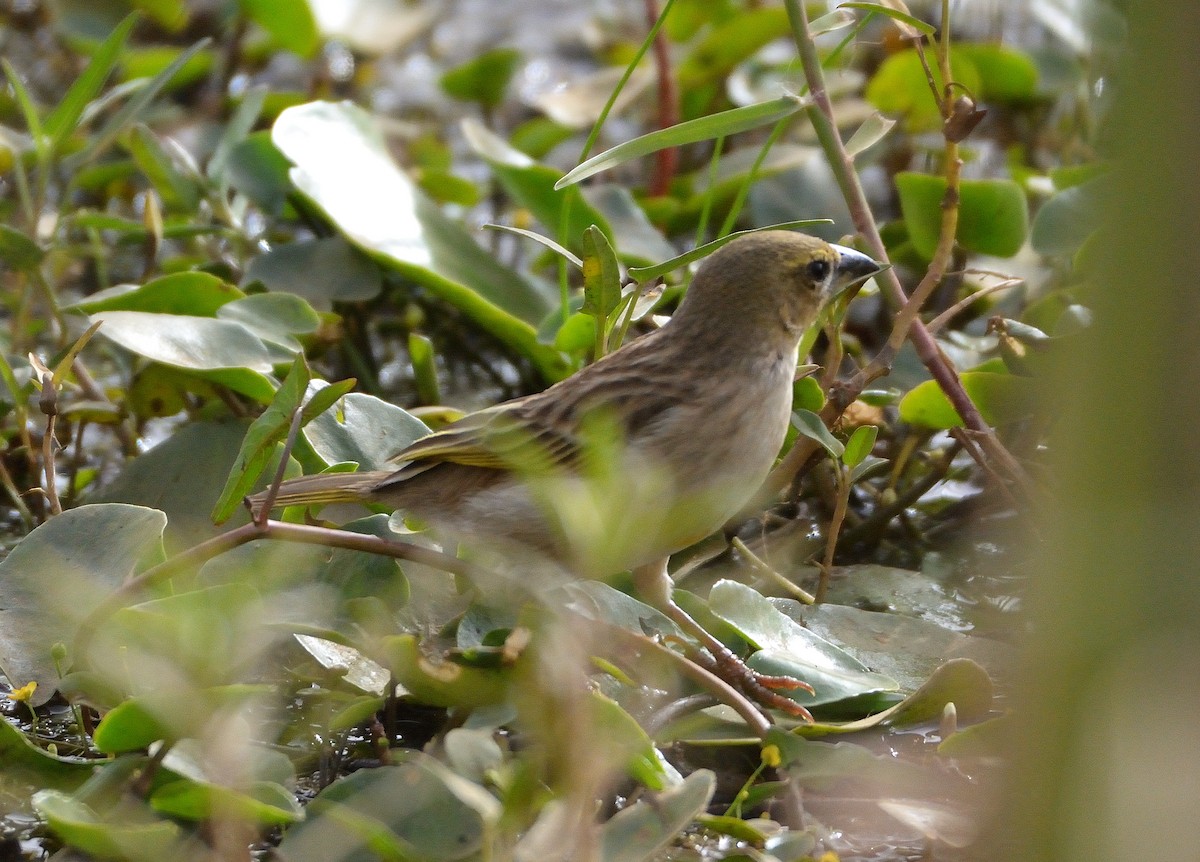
left=32, top=790, right=184, bottom=862
left=379, top=634, right=513, bottom=708
left=556, top=95, right=808, bottom=189
left=132, top=0, right=188, bottom=31
left=408, top=333, right=440, bottom=405
left=92, top=680, right=269, bottom=752
left=216, top=292, right=321, bottom=351
left=126, top=125, right=201, bottom=211
left=43, top=13, right=137, bottom=154
left=272, top=101, right=568, bottom=381
left=0, top=225, right=44, bottom=271
left=896, top=173, right=1028, bottom=258
left=462, top=117, right=613, bottom=256
left=440, top=48, right=521, bottom=108
left=239, top=0, right=320, bottom=58
left=866, top=48, right=981, bottom=131
left=0, top=719, right=95, bottom=792
left=838, top=2, right=936, bottom=36
left=508, top=116, right=573, bottom=159
left=598, top=770, right=715, bottom=862
left=276, top=753, right=495, bottom=862
left=208, top=85, right=267, bottom=184
left=71, top=37, right=212, bottom=168
left=677, top=6, right=790, bottom=92
left=244, top=236, right=383, bottom=306
left=589, top=691, right=668, bottom=790
left=0, top=505, right=167, bottom=706
left=225, top=131, right=293, bottom=214
left=898, top=371, right=1038, bottom=428
left=958, top=43, right=1039, bottom=101
left=844, top=111, right=897, bottom=157
left=93, top=421, right=259, bottom=551
left=1031, top=176, right=1110, bottom=256
left=118, top=45, right=214, bottom=89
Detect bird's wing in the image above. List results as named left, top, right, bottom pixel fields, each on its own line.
left=385, top=400, right=579, bottom=479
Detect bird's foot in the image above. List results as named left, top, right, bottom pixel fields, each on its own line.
left=693, top=643, right=815, bottom=723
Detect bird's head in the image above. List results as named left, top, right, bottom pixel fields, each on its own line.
left=675, top=231, right=881, bottom=344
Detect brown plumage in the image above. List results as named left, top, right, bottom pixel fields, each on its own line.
left=250, top=231, right=879, bottom=577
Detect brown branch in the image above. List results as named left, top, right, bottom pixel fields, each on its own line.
left=645, top=0, right=679, bottom=196
left=779, top=0, right=1032, bottom=496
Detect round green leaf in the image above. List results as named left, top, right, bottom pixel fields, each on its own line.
left=898, top=371, right=1038, bottom=429
left=896, top=173, right=1028, bottom=259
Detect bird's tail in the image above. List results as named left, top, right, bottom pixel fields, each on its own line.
left=245, top=470, right=393, bottom=519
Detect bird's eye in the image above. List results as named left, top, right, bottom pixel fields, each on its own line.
left=806, top=259, right=831, bottom=283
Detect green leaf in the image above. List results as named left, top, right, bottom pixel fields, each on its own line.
left=0, top=225, right=45, bottom=270
left=1, top=59, right=45, bottom=158
left=91, top=310, right=280, bottom=371
left=225, top=130, right=293, bottom=214
left=33, top=790, right=184, bottom=862
left=238, top=0, right=319, bottom=58
left=92, top=421, right=258, bottom=551
left=44, top=14, right=138, bottom=154
left=791, top=409, right=844, bottom=459
left=408, top=333, right=440, bottom=405
left=865, top=47, right=981, bottom=132
left=958, top=43, right=1039, bottom=102
left=276, top=754, right=494, bottom=862
left=216, top=292, right=321, bottom=351
left=212, top=362, right=355, bottom=523
left=462, top=118, right=613, bottom=257
left=208, top=84, right=267, bottom=184
left=483, top=225, right=582, bottom=268
left=0, top=505, right=167, bottom=706
left=896, top=173, right=1028, bottom=258
left=272, top=101, right=568, bottom=381
left=126, top=124, right=201, bottom=211
left=581, top=225, right=621, bottom=324
left=70, top=37, right=213, bottom=168
left=440, top=48, right=522, bottom=108
left=556, top=95, right=808, bottom=189
left=1031, top=177, right=1111, bottom=256
left=598, top=771, right=715, bottom=862
left=0, top=719, right=95, bottom=792
left=677, top=6, right=791, bottom=92
left=842, top=424, right=878, bottom=468
left=303, top=392, right=430, bottom=471
left=709, top=580, right=899, bottom=711
left=69, top=272, right=243, bottom=316
left=898, top=371, right=1038, bottom=429
left=244, top=236, right=383, bottom=306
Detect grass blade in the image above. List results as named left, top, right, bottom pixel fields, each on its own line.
left=44, top=14, right=138, bottom=155
left=555, top=93, right=810, bottom=190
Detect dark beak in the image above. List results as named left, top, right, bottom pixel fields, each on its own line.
left=831, top=244, right=882, bottom=289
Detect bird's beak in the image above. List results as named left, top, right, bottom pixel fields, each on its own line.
left=831, top=244, right=883, bottom=290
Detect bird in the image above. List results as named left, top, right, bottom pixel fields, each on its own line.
left=248, top=230, right=880, bottom=717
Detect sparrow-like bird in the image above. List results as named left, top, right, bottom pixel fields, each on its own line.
left=250, top=231, right=880, bottom=716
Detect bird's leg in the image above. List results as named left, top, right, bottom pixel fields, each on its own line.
left=632, top=559, right=815, bottom=722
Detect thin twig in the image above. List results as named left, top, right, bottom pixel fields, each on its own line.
left=72, top=519, right=481, bottom=661
left=645, top=0, right=679, bottom=196
left=731, top=537, right=815, bottom=604
left=925, top=278, right=1024, bottom=335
